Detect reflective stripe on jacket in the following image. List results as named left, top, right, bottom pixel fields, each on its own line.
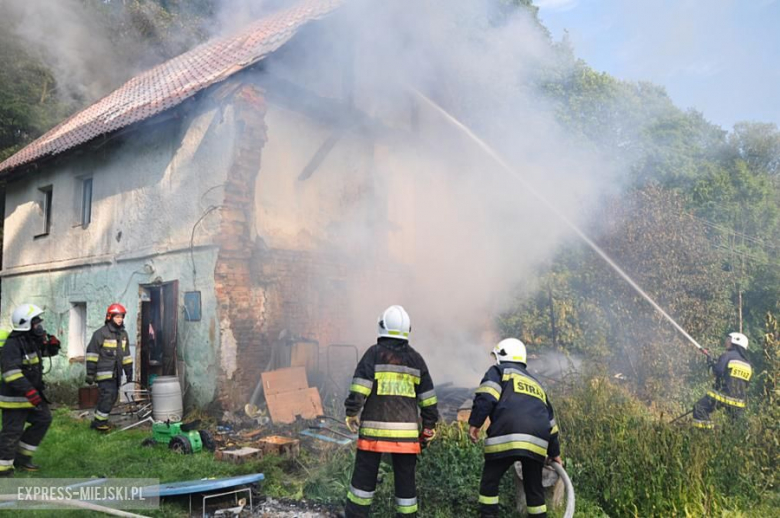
left=469, top=362, right=560, bottom=462
left=345, top=337, right=439, bottom=454
left=0, top=332, right=43, bottom=409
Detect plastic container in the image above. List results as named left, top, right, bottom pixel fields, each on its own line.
left=151, top=375, right=183, bottom=422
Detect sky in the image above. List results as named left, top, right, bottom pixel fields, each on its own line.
left=535, top=0, right=780, bottom=131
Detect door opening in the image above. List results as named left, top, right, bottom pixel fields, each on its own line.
left=139, top=281, right=179, bottom=387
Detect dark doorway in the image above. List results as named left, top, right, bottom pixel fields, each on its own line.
left=139, top=281, right=179, bottom=387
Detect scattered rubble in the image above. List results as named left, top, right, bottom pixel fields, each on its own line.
left=253, top=497, right=338, bottom=517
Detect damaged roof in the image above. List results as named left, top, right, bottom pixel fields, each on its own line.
left=0, top=0, right=344, bottom=176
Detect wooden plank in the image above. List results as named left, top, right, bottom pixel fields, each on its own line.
left=215, top=447, right=262, bottom=464
left=261, top=367, right=309, bottom=397
left=265, top=387, right=323, bottom=424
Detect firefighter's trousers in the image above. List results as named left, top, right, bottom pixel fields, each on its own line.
left=92, top=378, right=120, bottom=426
left=345, top=449, right=418, bottom=517
left=0, top=404, right=52, bottom=473
left=479, top=456, right=547, bottom=518
left=693, top=394, right=743, bottom=429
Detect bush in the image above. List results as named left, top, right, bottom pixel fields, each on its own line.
left=558, top=377, right=777, bottom=517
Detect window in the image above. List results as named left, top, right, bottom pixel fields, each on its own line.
left=81, top=177, right=92, bottom=228
left=68, top=302, right=87, bottom=360
left=35, top=186, right=53, bottom=238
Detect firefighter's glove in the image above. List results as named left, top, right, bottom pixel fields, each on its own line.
left=420, top=428, right=436, bottom=449
left=25, top=389, right=42, bottom=406
left=85, top=375, right=95, bottom=386
left=44, top=335, right=61, bottom=357
left=125, top=369, right=133, bottom=382
left=345, top=415, right=360, bottom=433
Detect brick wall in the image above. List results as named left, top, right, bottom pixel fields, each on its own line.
left=214, top=83, right=268, bottom=409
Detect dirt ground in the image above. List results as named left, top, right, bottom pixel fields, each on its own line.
left=252, top=497, right=340, bottom=517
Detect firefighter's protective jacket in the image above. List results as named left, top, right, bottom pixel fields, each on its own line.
left=469, top=362, right=560, bottom=463
left=345, top=337, right=439, bottom=454
left=0, top=331, right=48, bottom=409
left=86, top=322, right=132, bottom=382
left=709, top=348, right=752, bottom=408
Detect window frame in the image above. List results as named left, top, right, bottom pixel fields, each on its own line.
left=34, top=185, right=53, bottom=239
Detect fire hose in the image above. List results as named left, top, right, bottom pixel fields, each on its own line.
left=551, top=462, right=575, bottom=518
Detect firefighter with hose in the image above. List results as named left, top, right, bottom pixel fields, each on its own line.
left=468, top=338, right=562, bottom=518
left=343, top=305, right=439, bottom=517
left=692, top=332, right=752, bottom=429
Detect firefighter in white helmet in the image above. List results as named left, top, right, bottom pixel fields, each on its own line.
left=692, top=332, right=752, bottom=429
left=0, top=304, right=61, bottom=476
left=468, top=338, right=562, bottom=518
left=343, top=305, right=439, bottom=517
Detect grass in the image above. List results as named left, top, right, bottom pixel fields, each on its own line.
left=13, top=408, right=298, bottom=517
left=9, top=382, right=778, bottom=518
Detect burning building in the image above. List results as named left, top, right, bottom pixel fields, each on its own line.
left=0, top=0, right=439, bottom=410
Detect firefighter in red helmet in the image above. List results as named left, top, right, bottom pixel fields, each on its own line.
left=85, top=304, right=132, bottom=431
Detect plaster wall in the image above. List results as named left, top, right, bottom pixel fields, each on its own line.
left=0, top=98, right=240, bottom=408
left=3, top=102, right=236, bottom=271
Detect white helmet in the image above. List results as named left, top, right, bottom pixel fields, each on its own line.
left=491, top=338, right=527, bottom=365
left=12, top=304, right=44, bottom=332
left=728, top=332, right=748, bottom=350
left=377, top=305, right=411, bottom=339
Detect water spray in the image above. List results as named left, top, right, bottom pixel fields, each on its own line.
left=409, top=88, right=710, bottom=357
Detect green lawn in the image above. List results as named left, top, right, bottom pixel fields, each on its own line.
left=12, top=408, right=290, bottom=517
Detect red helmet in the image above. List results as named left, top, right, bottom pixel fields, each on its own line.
left=106, top=303, right=127, bottom=321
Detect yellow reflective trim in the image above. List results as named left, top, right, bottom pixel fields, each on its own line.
left=122, top=357, right=133, bottom=365
left=375, top=371, right=420, bottom=383
left=347, top=492, right=372, bottom=506
left=692, top=420, right=714, bottom=429
left=729, top=363, right=752, bottom=381
left=17, top=448, right=33, bottom=457
left=528, top=504, right=547, bottom=514
left=96, top=374, right=114, bottom=381
left=361, top=428, right=419, bottom=439
left=475, top=386, right=501, bottom=400
left=375, top=372, right=418, bottom=397
left=0, top=402, right=34, bottom=409
left=387, top=330, right=409, bottom=338
left=418, top=396, right=437, bottom=407
left=707, top=390, right=746, bottom=408
left=484, top=440, right=547, bottom=457
left=350, top=384, right=372, bottom=396
left=502, top=373, right=547, bottom=403
left=396, top=504, right=418, bottom=514
left=478, top=495, right=499, bottom=505
left=22, top=357, right=40, bottom=365
left=4, top=373, right=24, bottom=382
left=102, top=340, right=118, bottom=348
left=551, top=425, right=559, bottom=435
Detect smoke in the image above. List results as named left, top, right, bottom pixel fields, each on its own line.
left=255, top=0, right=620, bottom=383
left=3, top=0, right=624, bottom=385
left=1, top=0, right=207, bottom=105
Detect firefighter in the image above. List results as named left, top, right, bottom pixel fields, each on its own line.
left=85, top=303, right=132, bottom=431
left=343, top=305, right=439, bottom=518
left=0, top=304, right=61, bottom=476
left=468, top=338, right=561, bottom=518
left=692, top=332, right=752, bottom=429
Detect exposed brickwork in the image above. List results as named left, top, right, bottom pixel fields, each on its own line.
left=214, top=84, right=268, bottom=409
